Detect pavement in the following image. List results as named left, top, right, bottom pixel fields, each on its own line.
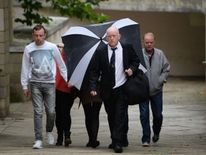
left=0, top=77, right=206, bottom=155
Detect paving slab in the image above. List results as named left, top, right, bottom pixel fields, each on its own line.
left=0, top=77, right=206, bottom=155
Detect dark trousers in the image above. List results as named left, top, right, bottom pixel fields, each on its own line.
left=55, top=89, right=74, bottom=141
left=82, top=102, right=102, bottom=143
left=122, top=107, right=129, bottom=144
left=139, top=91, right=163, bottom=143
left=104, top=86, right=128, bottom=146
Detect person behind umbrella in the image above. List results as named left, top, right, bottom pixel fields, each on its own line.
left=78, top=55, right=102, bottom=148
left=20, top=24, right=68, bottom=149
left=139, top=32, right=170, bottom=147
left=55, top=43, right=76, bottom=147
left=89, top=26, right=140, bottom=153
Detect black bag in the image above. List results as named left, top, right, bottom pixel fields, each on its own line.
left=124, top=70, right=149, bottom=105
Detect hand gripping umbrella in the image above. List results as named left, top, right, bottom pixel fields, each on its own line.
left=62, top=18, right=145, bottom=90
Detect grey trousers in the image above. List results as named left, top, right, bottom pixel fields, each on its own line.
left=30, top=82, right=55, bottom=141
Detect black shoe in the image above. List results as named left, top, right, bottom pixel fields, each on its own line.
left=86, top=141, right=100, bottom=148
left=113, top=144, right=123, bottom=153
left=152, top=135, right=159, bottom=143
left=56, top=141, right=62, bottom=146
left=86, top=141, right=92, bottom=147
left=64, top=138, right=72, bottom=147
left=56, top=136, right=63, bottom=146
left=108, top=143, right=115, bottom=149
left=91, top=141, right=100, bottom=148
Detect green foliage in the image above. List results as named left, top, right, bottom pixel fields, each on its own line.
left=50, top=0, right=108, bottom=23
left=15, top=0, right=52, bottom=26
left=15, top=0, right=109, bottom=26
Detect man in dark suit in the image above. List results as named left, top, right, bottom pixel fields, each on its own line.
left=89, top=26, right=140, bottom=153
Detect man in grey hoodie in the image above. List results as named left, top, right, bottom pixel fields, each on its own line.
left=139, top=32, right=170, bottom=147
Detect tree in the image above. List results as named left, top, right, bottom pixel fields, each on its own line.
left=15, top=0, right=109, bottom=26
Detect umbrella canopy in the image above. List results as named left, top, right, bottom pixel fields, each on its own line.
left=62, top=18, right=145, bottom=90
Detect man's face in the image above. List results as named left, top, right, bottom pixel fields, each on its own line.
left=143, top=35, right=155, bottom=51
left=106, top=28, right=120, bottom=48
left=32, top=28, right=46, bottom=46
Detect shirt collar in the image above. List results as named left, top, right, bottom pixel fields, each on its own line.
left=108, top=42, right=120, bottom=50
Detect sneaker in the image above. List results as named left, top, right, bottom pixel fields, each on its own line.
left=152, top=135, right=159, bottom=143
left=142, top=142, right=150, bottom=147
left=47, top=132, right=54, bottom=145
left=33, top=140, right=43, bottom=149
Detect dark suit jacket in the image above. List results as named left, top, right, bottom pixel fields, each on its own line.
left=89, top=43, right=140, bottom=100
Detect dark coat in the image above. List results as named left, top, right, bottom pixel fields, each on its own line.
left=78, top=54, right=102, bottom=103
left=89, top=43, right=140, bottom=100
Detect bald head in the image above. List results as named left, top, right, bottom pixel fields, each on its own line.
left=106, top=26, right=121, bottom=48
left=106, top=26, right=119, bottom=35
left=144, top=32, right=155, bottom=40
left=143, top=32, right=155, bottom=52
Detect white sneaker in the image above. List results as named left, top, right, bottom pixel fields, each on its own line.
left=142, top=142, right=150, bottom=147
left=47, top=132, right=54, bottom=145
left=33, top=140, right=43, bottom=149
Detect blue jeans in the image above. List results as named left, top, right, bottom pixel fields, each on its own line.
left=30, top=82, right=55, bottom=141
left=139, top=91, right=163, bottom=143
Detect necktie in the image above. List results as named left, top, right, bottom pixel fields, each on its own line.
left=110, top=48, right=117, bottom=87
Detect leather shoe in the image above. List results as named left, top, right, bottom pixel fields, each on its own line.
left=56, top=142, right=62, bottom=146
left=108, top=143, right=114, bottom=149
left=86, top=141, right=92, bottom=147
left=92, top=141, right=100, bottom=148
left=56, top=136, right=63, bottom=146
left=113, top=144, right=123, bottom=153
left=86, top=141, right=100, bottom=148
left=64, top=138, right=72, bottom=147
left=152, top=135, right=159, bottom=143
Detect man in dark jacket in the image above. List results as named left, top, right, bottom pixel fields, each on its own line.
left=89, top=26, right=140, bottom=153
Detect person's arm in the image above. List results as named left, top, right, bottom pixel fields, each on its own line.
left=53, top=45, right=68, bottom=82
left=125, top=44, right=140, bottom=76
left=160, top=52, right=170, bottom=83
left=89, top=50, right=101, bottom=96
left=20, top=47, right=30, bottom=97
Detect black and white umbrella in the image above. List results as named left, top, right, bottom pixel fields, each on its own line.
left=62, top=18, right=145, bottom=90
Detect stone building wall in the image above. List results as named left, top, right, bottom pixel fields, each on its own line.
left=0, top=0, right=10, bottom=117
left=99, top=0, right=205, bottom=13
